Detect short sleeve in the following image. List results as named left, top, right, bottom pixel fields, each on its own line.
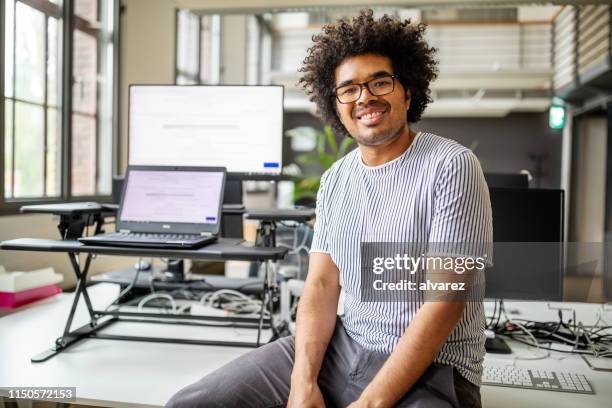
left=309, top=170, right=331, bottom=254
left=429, top=151, right=493, bottom=263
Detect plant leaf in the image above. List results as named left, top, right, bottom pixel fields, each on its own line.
left=285, top=126, right=317, bottom=139
left=324, top=125, right=338, bottom=155
left=318, top=152, right=335, bottom=169
left=296, top=154, right=316, bottom=166
left=316, top=131, right=326, bottom=156
left=338, top=136, right=354, bottom=158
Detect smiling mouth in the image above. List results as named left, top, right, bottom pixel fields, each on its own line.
left=356, top=109, right=386, bottom=125
left=359, top=111, right=383, bottom=119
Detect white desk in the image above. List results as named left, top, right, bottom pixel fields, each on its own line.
left=483, top=345, right=610, bottom=408
left=1, top=286, right=611, bottom=407
left=0, top=283, right=272, bottom=407
left=481, top=300, right=612, bottom=408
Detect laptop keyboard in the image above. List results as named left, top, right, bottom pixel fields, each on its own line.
left=111, top=232, right=203, bottom=242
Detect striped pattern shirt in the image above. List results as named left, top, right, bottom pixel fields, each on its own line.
left=309, top=132, right=493, bottom=385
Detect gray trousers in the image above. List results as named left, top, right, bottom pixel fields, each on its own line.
left=166, top=320, right=481, bottom=408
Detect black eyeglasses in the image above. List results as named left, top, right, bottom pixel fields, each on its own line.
left=334, top=75, right=399, bottom=104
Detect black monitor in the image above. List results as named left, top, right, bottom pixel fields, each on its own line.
left=486, top=188, right=564, bottom=301
left=484, top=173, right=529, bottom=189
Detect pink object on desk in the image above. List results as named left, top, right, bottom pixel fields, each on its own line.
left=0, top=284, right=62, bottom=308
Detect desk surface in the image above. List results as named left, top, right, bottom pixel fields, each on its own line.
left=0, top=238, right=288, bottom=261
left=0, top=283, right=272, bottom=407
left=1, top=286, right=611, bottom=408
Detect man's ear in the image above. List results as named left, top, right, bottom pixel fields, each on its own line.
left=405, top=89, right=412, bottom=112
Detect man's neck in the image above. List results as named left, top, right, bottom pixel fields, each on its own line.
left=359, top=127, right=415, bottom=167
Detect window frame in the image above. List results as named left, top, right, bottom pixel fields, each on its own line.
left=174, top=11, right=221, bottom=85
left=0, top=0, right=120, bottom=216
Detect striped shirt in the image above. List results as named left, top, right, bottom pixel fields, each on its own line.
left=310, top=132, right=493, bottom=385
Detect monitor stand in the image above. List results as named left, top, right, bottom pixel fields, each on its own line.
left=222, top=180, right=244, bottom=238
left=163, top=260, right=185, bottom=282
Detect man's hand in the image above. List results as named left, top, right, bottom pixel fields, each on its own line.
left=348, top=301, right=466, bottom=408
left=346, top=398, right=381, bottom=408
left=345, top=388, right=388, bottom=408
left=287, top=381, right=326, bottom=408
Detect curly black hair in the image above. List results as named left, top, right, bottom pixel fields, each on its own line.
left=298, top=9, right=438, bottom=138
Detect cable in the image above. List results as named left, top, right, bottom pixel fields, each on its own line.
left=201, top=289, right=270, bottom=317
left=501, top=306, right=550, bottom=363
left=591, top=303, right=612, bottom=332
left=149, top=276, right=160, bottom=293
left=504, top=335, right=612, bottom=357
left=490, top=299, right=504, bottom=330
left=487, top=299, right=498, bottom=330
left=494, top=309, right=612, bottom=358
left=104, top=264, right=143, bottom=312
left=137, top=293, right=177, bottom=313
left=206, top=289, right=258, bottom=307
left=85, top=213, right=92, bottom=237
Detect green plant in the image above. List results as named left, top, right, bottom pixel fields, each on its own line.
left=285, top=125, right=354, bottom=204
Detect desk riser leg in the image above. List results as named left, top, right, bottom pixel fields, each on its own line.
left=256, top=261, right=269, bottom=346
left=91, top=332, right=261, bottom=348
left=268, top=263, right=279, bottom=339
left=109, top=316, right=271, bottom=330
left=60, top=253, right=95, bottom=344
left=31, top=318, right=117, bottom=363
left=98, top=309, right=272, bottom=324
left=67, top=253, right=96, bottom=322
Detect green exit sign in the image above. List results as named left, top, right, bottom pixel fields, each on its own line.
left=549, top=105, right=565, bottom=129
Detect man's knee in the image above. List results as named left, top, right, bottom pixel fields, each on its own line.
left=165, top=375, right=227, bottom=408
left=165, top=336, right=295, bottom=407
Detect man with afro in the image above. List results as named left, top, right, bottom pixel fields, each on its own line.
left=167, top=9, right=491, bottom=408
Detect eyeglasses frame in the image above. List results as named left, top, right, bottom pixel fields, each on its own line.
left=334, top=74, right=400, bottom=104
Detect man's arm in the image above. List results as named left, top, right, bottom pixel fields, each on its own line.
left=352, top=301, right=465, bottom=408
left=288, top=252, right=341, bottom=407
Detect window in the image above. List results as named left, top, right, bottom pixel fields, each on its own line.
left=1, top=0, right=118, bottom=212
left=175, top=11, right=221, bottom=85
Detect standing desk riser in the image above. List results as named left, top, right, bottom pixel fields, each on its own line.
left=0, top=238, right=287, bottom=362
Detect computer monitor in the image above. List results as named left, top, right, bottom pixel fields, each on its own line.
left=128, top=85, right=284, bottom=176
left=486, top=188, right=564, bottom=301
left=484, top=173, right=529, bottom=189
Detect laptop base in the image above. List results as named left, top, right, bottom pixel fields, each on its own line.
left=79, top=233, right=216, bottom=249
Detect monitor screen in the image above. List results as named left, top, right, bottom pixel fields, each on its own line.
left=120, top=168, right=224, bottom=226
left=490, top=188, right=563, bottom=243
left=128, top=85, right=283, bottom=174
left=486, top=188, right=564, bottom=301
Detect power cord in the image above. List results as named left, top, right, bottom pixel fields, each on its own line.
left=104, top=261, right=144, bottom=312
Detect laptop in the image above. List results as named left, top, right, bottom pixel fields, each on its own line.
left=79, top=165, right=226, bottom=248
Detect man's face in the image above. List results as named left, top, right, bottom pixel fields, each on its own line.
left=334, top=54, right=411, bottom=146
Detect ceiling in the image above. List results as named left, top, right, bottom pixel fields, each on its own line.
left=175, top=0, right=612, bottom=15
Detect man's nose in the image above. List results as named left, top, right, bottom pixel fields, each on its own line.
left=357, top=85, right=377, bottom=105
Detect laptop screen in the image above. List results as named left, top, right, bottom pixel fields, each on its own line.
left=118, top=167, right=225, bottom=234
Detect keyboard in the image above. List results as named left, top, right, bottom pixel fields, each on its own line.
left=482, top=365, right=594, bottom=394
left=79, top=232, right=216, bottom=249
